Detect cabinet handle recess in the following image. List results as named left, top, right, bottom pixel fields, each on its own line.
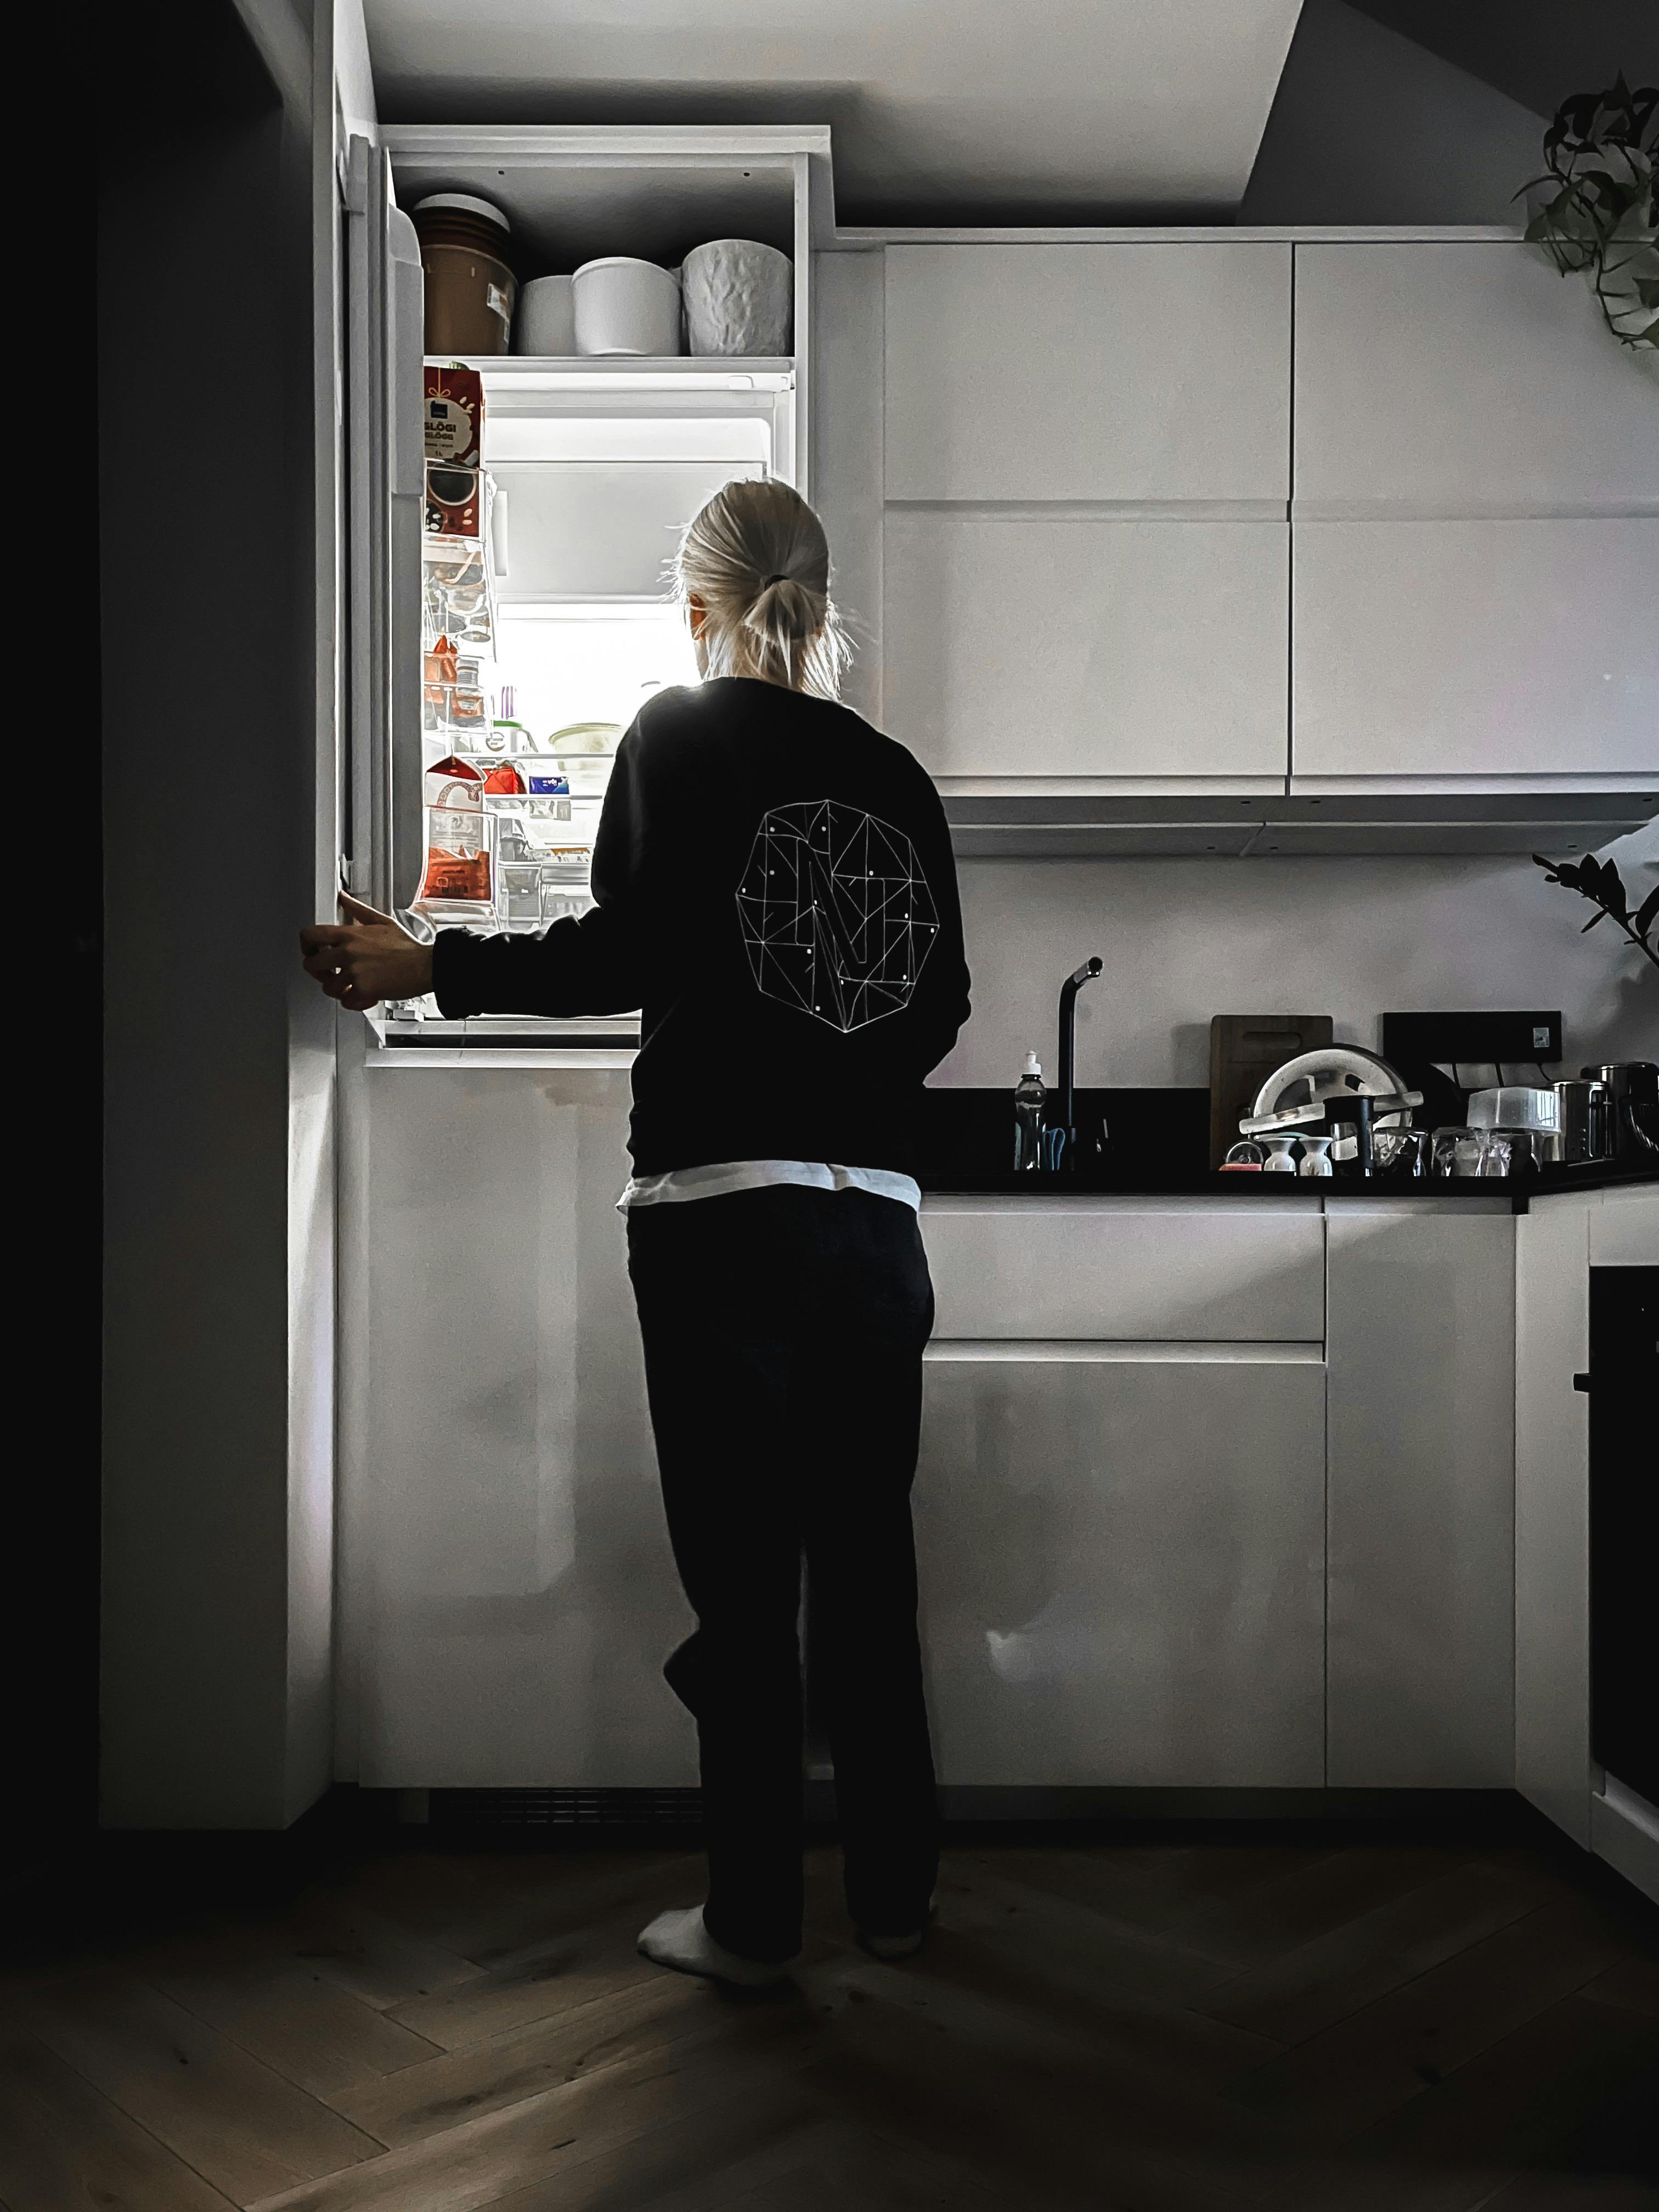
left=1572, top=1372, right=1592, bottom=1393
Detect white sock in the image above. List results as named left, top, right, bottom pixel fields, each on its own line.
left=636, top=1905, right=795, bottom=1988
left=856, top=1892, right=938, bottom=1961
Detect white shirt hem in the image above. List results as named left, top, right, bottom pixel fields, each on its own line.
left=617, top=1160, right=922, bottom=1212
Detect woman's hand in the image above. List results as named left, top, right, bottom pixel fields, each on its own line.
left=300, top=893, right=434, bottom=1011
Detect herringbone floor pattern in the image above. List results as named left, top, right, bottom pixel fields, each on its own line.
left=2, top=1831, right=1656, bottom=2211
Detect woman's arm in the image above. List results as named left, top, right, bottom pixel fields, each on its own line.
left=300, top=893, right=433, bottom=1008
left=300, top=725, right=651, bottom=1015
left=427, top=725, right=648, bottom=1017
left=429, top=894, right=641, bottom=1017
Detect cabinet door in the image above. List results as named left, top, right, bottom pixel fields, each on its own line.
left=885, top=244, right=1290, bottom=503
left=346, top=1068, right=695, bottom=1789
left=1326, top=1206, right=1515, bottom=1787
left=1295, top=243, right=1659, bottom=511
left=1515, top=1198, right=1593, bottom=1846
left=1293, top=517, right=1659, bottom=781
left=915, top=1345, right=1326, bottom=1786
left=885, top=510, right=1288, bottom=781
left=923, top=1198, right=1324, bottom=1342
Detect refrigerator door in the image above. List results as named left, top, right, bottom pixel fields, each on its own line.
left=345, top=136, right=425, bottom=914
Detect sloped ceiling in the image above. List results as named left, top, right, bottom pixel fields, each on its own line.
left=1348, top=0, right=1658, bottom=121
left=364, top=0, right=1306, bottom=223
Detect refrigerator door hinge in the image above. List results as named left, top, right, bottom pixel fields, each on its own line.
left=343, top=135, right=372, bottom=217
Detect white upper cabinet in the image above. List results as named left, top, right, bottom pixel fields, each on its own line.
left=1294, top=516, right=1659, bottom=780
left=884, top=244, right=1290, bottom=504
left=1295, top=243, right=1659, bottom=511
left=886, top=510, right=1288, bottom=780
left=879, top=243, right=1292, bottom=786
left=1291, top=240, right=1659, bottom=787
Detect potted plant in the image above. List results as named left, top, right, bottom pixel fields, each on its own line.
left=1532, top=851, right=1659, bottom=970
left=1520, top=76, right=1658, bottom=349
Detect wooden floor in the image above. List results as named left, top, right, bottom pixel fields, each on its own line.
left=3, top=1826, right=1656, bottom=2212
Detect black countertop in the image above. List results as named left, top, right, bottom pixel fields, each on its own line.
left=915, top=1087, right=1659, bottom=1205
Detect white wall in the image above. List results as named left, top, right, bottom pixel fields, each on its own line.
left=99, top=0, right=337, bottom=1830
left=364, top=0, right=1302, bottom=222
left=1240, top=0, right=1546, bottom=224
left=937, top=831, right=1659, bottom=1090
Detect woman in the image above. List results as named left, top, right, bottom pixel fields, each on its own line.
left=302, top=479, right=971, bottom=1987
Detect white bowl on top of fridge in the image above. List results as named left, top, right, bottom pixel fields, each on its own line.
left=514, top=274, right=576, bottom=355
left=572, top=258, right=682, bottom=357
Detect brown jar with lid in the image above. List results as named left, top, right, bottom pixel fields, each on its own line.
left=413, top=195, right=518, bottom=357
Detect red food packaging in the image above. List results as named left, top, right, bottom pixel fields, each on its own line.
left=425, top=465, right=482, bottom=540
left=423, top=365, right=484, bottom=468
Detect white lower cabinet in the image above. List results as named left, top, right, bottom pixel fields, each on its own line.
left=913, top=1344, right=1327, bottom=1787
left=343, top=1065, right=696, bottom=1790
left=1514, top=1196, right=1595, bottom=1844
left=1325, top=1205, right=1516, bottom=1787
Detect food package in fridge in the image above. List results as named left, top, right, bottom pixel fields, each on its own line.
left=422, top=635, right=460, bottom=686
left=422, top=534, right=496, bottom=654
left=413, top=753, right=493, bottom=917
left=422, top=364, right=484, bottom=468
left=425, top=464, right=482, bottom=540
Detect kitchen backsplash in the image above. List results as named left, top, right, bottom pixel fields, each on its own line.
left=933, top=831, right=1658, bottom=1091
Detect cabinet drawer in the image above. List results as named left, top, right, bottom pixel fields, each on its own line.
left=921, top=1199, right=1325, bottom=1340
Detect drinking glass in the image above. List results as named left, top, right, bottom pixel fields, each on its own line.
left=1432, top=1126, right=1488, bottom=1178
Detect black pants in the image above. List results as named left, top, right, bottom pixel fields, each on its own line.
left=627, top=1183, right=939, bottom=1962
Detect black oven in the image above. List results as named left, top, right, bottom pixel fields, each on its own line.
left=1584, top=1265, right=1658, bottom=1808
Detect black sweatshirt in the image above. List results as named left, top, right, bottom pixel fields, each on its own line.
left=430, top=678, right=972, bottom=1175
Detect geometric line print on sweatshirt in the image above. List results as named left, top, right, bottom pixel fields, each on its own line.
left=735, top=798, right=941, bottom=1033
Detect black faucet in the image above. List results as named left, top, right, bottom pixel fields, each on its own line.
left=1049, top=956, right=1103, bottom=1170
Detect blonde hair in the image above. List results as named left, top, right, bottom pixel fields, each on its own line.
left=674, top=477, right=848, bottom=698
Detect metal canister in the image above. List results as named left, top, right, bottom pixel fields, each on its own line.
left=1554, top=1079, right=1613, bottom=1163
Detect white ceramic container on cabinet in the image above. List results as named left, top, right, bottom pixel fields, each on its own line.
left=514, top=273, right=576, bottom=354
left=572, top=257, right=682, bottom=357
left=681, top=238, right=792, bottom=355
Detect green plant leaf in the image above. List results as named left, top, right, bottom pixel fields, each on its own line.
left=1635, top=885, right=1659, bottom=937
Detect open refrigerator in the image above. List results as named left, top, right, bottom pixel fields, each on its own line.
left=343, top=127, right=812, bottom=1059
left=335, top=117, right=824, bottom=1796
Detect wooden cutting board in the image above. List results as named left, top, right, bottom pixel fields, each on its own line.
left=1209, top=1014, right=1335, bottom=1167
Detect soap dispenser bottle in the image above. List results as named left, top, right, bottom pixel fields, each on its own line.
left=1014, top=1051, right=1046, bottom=1173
